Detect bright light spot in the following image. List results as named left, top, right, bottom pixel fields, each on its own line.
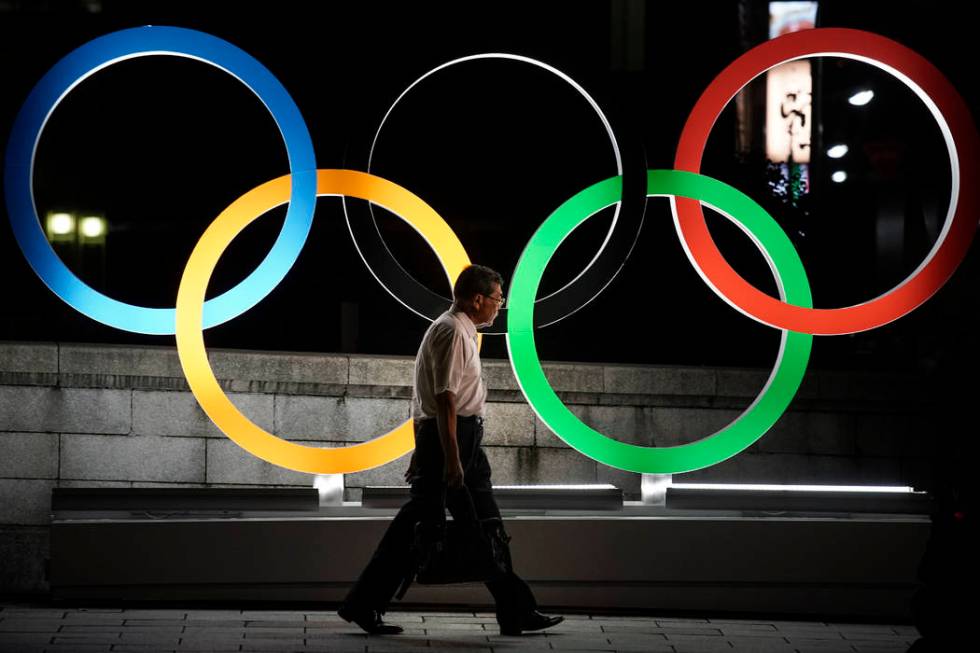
left=372, top=484, right=619, bottom=491
left=831, top=171, right=848, bottom=183
left=827, top=144, right=849, bottom=159
left=80, top=216, right=105, bottom=238
left=314, top=474, right=344, bottom=506
left=671, top=483, right=916, bottom=493
left=493, top=485, right=618, bottom=490
left=48, top=213, right=74, bottom=235
left=848, top=89, right=874, bottom=106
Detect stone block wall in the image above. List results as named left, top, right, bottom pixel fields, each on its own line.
left=0, top=341, right=928, bottom=595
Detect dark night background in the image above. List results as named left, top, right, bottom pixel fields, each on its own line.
left=1, top=0, right=977, bottom=374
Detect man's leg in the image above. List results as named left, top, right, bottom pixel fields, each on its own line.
left=344, top=420, right=445, bottom=614
left=341, top=496, right=427, bottom=612
left=455, top=426, right=538, bottom=629
left=467, top=486, right=538, bottom=624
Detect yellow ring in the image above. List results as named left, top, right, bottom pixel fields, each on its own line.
left=176, top=169, right=472, bottom=474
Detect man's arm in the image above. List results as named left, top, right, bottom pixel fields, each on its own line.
left=435, top=390, right=464, bottom=488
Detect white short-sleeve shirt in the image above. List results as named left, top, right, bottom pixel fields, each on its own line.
left=411, top=309, right=487, bottom=419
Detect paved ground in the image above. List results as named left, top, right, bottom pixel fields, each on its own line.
left=0, top=601, right=919, bottom=653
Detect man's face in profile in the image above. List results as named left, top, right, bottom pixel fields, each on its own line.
left=475, top=282, right=504, bottom=328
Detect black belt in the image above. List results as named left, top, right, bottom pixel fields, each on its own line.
left=417, top=414, right=483, bottom=425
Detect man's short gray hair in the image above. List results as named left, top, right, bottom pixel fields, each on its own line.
left=453, top=264, right=503, bottom=301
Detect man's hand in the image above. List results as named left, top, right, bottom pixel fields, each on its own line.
left=444, top=457, right=465, bottom=488
left=403, top=451, right=417, bottom=483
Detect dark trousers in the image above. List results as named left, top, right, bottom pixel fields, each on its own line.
left=342, top=415, right=537, bottom=626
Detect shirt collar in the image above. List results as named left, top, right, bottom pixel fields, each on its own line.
left=450, top=308, right=478, bottom=338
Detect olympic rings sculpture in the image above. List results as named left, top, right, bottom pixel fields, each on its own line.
left=342, top=52, right=646, bottom=335
left=5, top=26, right=977, bottom=475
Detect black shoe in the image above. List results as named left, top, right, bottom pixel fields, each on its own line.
left=499, top=611, right=564, bottom=636
left=337, top=605, right=404, bottom=635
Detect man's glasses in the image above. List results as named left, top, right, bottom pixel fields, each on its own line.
left=482, top=293, right=506, bottom=307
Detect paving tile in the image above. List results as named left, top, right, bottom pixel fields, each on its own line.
left=718, top=624, right=781, bottom=635
left=178, top=634, right=245, bottom=644
left=117, top=632, right=182, bottom=644
left=840, top=630, right=911, bottom=641
left=603, top=623, right=724, bottom=636
left=0, top=609, right=68, bottom=618
left=243, top=618, right=310, bottom=626
left=544, top=632, right=610, bottom=640
left=50, top=634, right=122, bottom=644
left=486, top=634, right=553, bottom=647
left=61, top=615, right=126, bottom=625
left=539, top=621, right=605, bottom=633
left=182, top=619, right=247, bottom=627
left=0, top=642, right=50, bottom=653
left=782, top=628, right=848, bottom=640
left=728, top=635, right=796, bottom=650
left=434, top=627, right=497, bottom=636
left=418, top=639, right=493, bottom=649
left=670, top=643, right=735, bottom=653
left=51, top=630, right=123, bottom=638
left=0, top=631, right=54, bottom=644
left=849, top=642, right=911, bottom=652
left=645, top=633, right=730, bottom=646
left=0, top=618, right=65, bottom=632
left=304, top=624, right=362, bottom=633
left=175, top=639, right=250, bottom=652
left=242, top=626, right=307, bottom=636
left=183, top=610, right=244, bottom=620
left=599, top=640, right=677, bottom=652
left=238, top=637, right=307, bottom=650
left=119, top=627, right=185, bottom=635
left=359, top=635, right=434, bottom=650
left=360, top=633, right=429, bottom=644
left=766, top=620, right=831, bottom=628
left=117, top=610, right=187, bottom=620
left=793, top=642, right=858, bottom=652
left=180, top=626, right=245, bottom=635
left=298, top=643, right=365, bottom=653
left=120, top=620, right=187, bottom=627
left=545, top=636, right=613, bottom=649
left=240, top=611, right=307, bottom=621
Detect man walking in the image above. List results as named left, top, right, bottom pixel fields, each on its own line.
left=338, top=264, right=564, bottom=636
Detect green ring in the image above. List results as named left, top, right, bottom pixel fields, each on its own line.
left=506, top=170, right=814, bottom=474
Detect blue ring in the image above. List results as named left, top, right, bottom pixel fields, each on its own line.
left=3, top=26, right=317, bottom=334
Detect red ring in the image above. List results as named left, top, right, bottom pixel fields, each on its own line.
left=674, top=28, right=979, bottom=335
